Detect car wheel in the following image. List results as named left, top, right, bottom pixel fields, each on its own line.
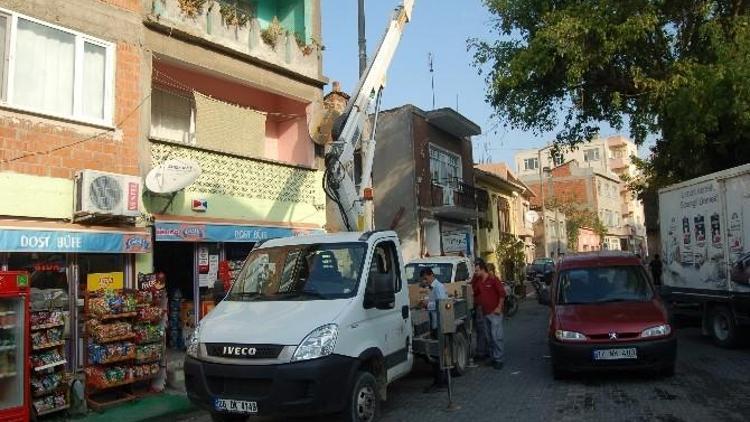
left=210, top=413, right=248, bottom=422
left=451, top=331, right=469, bottom=377
left=343, top=371, right=379, bottom=422
left=710, top=306, right=738, bottom=348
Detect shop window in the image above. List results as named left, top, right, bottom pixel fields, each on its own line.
left=8, top=254, right=69, bottom=291
left=0, top=10, right=115, bottom=125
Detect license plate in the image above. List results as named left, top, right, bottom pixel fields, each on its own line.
left=214, top=398, right=258, bottom=414
left=593, top=348, right=637, bottom=360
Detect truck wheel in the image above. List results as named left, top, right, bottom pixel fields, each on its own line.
left=451, top=331, right=469, bottom=377
left=710, top=306, right=738, bottom=348
left=344, top=371, right=379, bottom=422
left=210, top=413, right=248, bottom=422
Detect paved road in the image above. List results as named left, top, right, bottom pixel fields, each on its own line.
left=173, top=301, right=750, bottom=422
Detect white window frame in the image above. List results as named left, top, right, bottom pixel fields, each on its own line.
left=523, top=157, right=539, bottom=171
left=584, top=148, right=600, bottom=162
left=429, top=143, right=462, bottom=186
left=0, top=8, right=115, bottom=127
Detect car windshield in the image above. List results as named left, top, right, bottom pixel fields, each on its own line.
left=227, top=242, right=367, bottom=301
left=405, top=263, right=453, bottom=284
left=556, top=265, right=653, bottom=305
left=531, top=259, right=553, bottom=272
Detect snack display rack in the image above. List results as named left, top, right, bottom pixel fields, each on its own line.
left=84, top=283, right=166, bottom=410
left=30, top=304, right=70, bottom=417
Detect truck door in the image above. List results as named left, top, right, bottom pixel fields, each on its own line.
left=365, top=240, right=412, bottom=381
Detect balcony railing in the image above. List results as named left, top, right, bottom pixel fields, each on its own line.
left=430, top=178, right=486, bottom=211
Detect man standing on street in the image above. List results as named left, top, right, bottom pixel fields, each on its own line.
left=471, top=260, right=489, bottom=360
left=474, top=260, right=506, bottom=370
left=650, top=254, right=663, bottom=285
left=419, top=267, right=449, bottom=392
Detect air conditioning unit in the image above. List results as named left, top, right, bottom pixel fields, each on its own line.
left=74, top=170, right=142, bottom=218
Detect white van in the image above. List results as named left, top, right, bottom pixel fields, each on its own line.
left=184, top=231, right=415, bottom=422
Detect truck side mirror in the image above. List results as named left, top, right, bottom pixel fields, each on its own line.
left=364, top=274, right=395, bottom=310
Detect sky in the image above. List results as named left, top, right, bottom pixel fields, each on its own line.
left=320, top=0, right=642, bottom=170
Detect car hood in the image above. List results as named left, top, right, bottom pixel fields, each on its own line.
left=199, top=298, right=353, bottom=345
left=554, top=300, right=668, bottom=335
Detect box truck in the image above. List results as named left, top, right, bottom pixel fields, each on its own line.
left=659, top=163, right=750, bottom=347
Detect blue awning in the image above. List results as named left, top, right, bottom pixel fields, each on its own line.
left=0, top=224, right=151, bottom=254
left=154, top=221, right=323, bottom=243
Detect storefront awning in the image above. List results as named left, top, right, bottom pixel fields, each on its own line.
left=0, top=220, right=152, bottom=254
left=154, top=220, right=324, bottom=243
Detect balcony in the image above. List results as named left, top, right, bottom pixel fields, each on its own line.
left=147, top=0, right=322, bottom=82
left=610, top=157, right=628, bottom=170
left=429, top=178, right=481, bottom=220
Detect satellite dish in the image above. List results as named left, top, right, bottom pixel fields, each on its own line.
left=525, top=210, right=540, bottom=224
left=145, top=159, right=201, bottom=194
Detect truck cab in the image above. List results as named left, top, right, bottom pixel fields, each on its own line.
left=184, top=231, right=413, bottom=422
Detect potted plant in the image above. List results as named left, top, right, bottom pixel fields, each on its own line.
left=260, top=16, right=285, bottom=48
left=219, top=0, right=253, bottom=28
left=177, top=0, right=208, bottom=18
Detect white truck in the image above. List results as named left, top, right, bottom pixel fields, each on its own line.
left=659, top=163, right=750, bottom=347
left=183, top=1, right=475, bottom=421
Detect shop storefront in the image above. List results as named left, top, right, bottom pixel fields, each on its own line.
left=152, top=219, right=322, bottom=353
left=0, top=220, right=152, bottom=416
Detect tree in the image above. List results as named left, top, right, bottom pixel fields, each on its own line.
left=547, top=197, right=606, bottom=250
left=471, top=0, right=750, bottom=196
left=495, top=233, right=526, bottom=281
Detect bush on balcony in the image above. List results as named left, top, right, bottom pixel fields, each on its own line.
left=177, top=0, right=208, bottom=18
left=261, top=16, right=285, bottom=48
left=219, top=0, right=254, bottom=28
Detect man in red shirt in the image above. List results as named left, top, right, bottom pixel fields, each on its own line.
left=474, top=259, right=505, bottom=370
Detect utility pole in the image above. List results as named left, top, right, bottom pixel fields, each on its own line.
left=358, top=0, right=367, bottom=76
left=538, top=148, right=547, bottom=257
left=428, top=52, right=435, bottom=109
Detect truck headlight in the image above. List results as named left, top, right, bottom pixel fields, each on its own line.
left=555, top=330, right=587, bottom=341
left=291, top=324, right=338, bottom=362
left=640, top=324, right=671, bottom=338
left=186, top=323, right=202, bottom=358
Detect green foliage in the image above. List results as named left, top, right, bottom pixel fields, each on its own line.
left=219, top=0, right=254, bottom=28
left=547, top=197, right=605, bottom=250
left=495, top=233, right=526, bottom=281
left=471, top=1, right=750, bottom=197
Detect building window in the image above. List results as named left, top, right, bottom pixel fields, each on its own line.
left=552, top=154, right=564, bottom=167
left=583, top=148, right=600, bottom=162
left=0, top=10, right=114, bottom=125
left=150, top=88, right=195, bottom=145
left=430, top=145, right=462, bottom=185
left=497, top=197, right=510, bottom=233
left=523, top=157, right=539, bottom=171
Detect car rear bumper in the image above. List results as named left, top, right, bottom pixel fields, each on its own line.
left=549, top=335, right=676, bottom=372
left=184, top=354, right=360, bottom=417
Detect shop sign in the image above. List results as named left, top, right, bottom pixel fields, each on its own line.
left=442, top=231, right=469, bottom=254
left=154, top=222, right=324, bottom=243
left=0, top=228, right=152, bottom=254
left=87, top=272, right=124, bottom=291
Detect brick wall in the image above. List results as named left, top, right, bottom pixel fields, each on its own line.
left=0, top=41, right=142, bottom=179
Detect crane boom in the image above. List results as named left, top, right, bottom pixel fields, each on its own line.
left=324, top=0, right=414, bottom=232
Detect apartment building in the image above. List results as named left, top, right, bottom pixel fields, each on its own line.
left=515, top=135, right=647, bottom=253
left=0, top=0, right=328, bottom=410
left=372, top=105, right=482, bottom=262
left=522, top=160, right=631, bottom=252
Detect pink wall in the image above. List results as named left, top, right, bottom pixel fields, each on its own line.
left=578, top=227, right=601, bottom=252
left=154, top=61, right=314, bottom=167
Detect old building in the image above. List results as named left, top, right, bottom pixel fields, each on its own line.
left=474, top=164, right=537, bottom=272
left=372, top=105, right=482, bottom=262
left=514, top=135, right=646, bottom=253
left=522, top=160, right=628, bottom=252
left=533, top=209, right=568, bottom=258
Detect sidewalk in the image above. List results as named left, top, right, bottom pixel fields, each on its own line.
left=46, top=390, right=195, bottom=422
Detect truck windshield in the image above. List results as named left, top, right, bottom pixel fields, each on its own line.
left=557, top=266, right=654, bottom=305
left=405, top=263, right=453, bottom=284
left=227, top=242, right=367, bottom=301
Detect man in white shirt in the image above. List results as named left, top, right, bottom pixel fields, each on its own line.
left=419, top=267, right=448, bottom=392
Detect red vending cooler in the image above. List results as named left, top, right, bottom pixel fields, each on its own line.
left=0, top=271, right=29, bottom=422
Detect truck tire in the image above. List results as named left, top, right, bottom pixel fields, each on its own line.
left=344, top=371, right=379, bottom=422
left=210, top=413, right=248, bottom=422
left=710, top=306, right=738, bottom=348
left=451, top=331, right=469, bottom=377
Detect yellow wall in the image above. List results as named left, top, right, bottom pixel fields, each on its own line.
left=475, top=178, right=521, bottom=265
left=0, top=173, right=73, bottom=219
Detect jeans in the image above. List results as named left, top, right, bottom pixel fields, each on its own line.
left=485, top=313, right=505, bottom=364
left=475, top=308, right=489, bottom=358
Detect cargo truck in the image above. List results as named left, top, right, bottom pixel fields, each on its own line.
left=659, top=163, right=750, bottom=347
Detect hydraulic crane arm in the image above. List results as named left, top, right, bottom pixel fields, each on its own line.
left=324, top=0, right=414, bottom=231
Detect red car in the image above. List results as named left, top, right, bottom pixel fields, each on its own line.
left=548, top=252, right=676, bottom=378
